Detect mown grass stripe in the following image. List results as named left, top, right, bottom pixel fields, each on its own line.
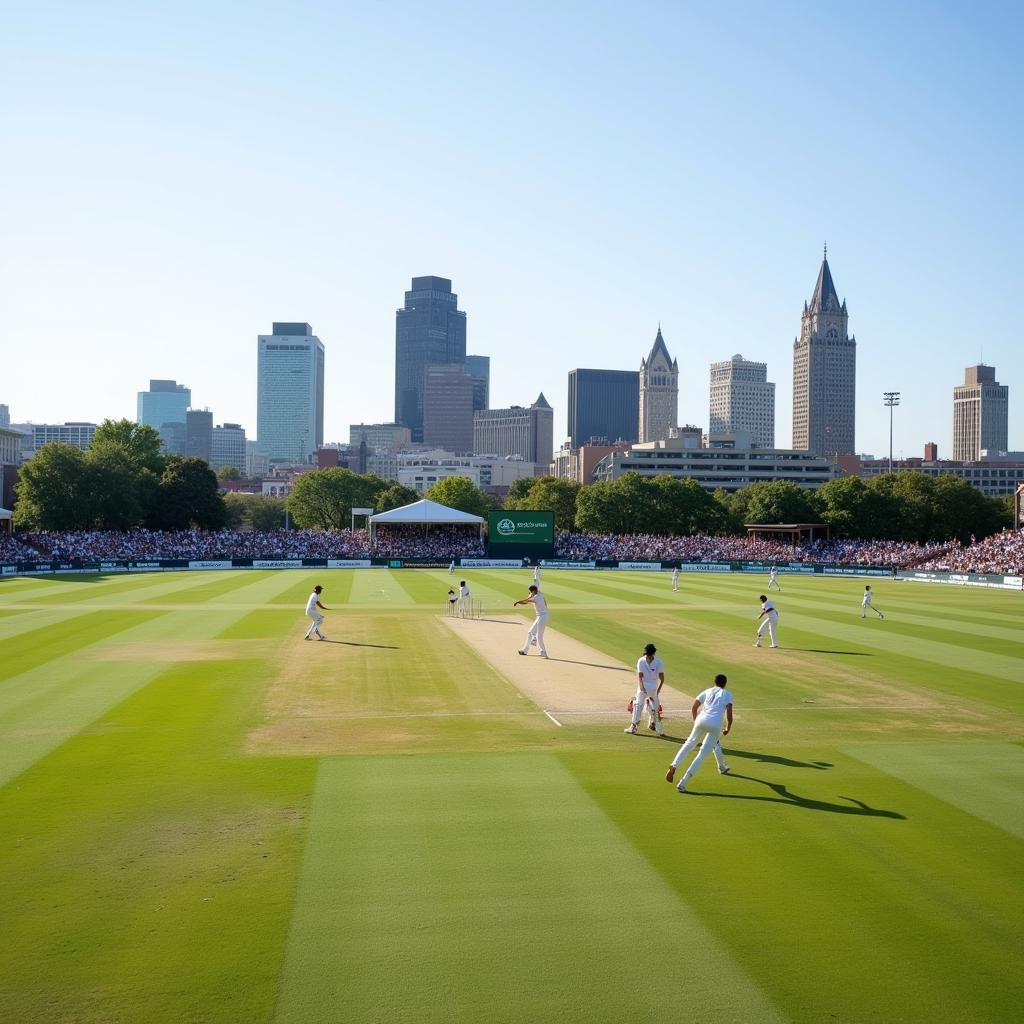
left=273, top=753, right=785, bottom=1024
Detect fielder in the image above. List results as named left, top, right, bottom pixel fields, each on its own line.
left=533, top=564, right=541, bottom=585
left=860, top=585, right=885, bottom=619
left=754, top=594, right=779, bottom=648
left=768, top=565, right=782, bottom=591
left=514, top=584, right=548, bottom=658
left=448, top=560, right=456, bottom=575
left=665, top=673, right=733, bottom=792
left=304, top=585, right=328, bottom=640
left=671, top=567, right=680, bottom=592
left=625, top=643, right=665, bottom=737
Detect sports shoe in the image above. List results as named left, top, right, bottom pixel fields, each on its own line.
left=517, top=649, right=527, bottom=656
left=719, top=767, right=730, bottom=775
left=770, top=644, right=778, bottom=648
left=665, top=766, right=675, bottom=783
left=880, top=613, right=885, bottom=619
left=624, top=725, right=637, bottom=734
left=676, top=781, right=688, bottom=793
left=539, top=653, right=549, bottom=659
left=648, top=721, right=657, bottom=731
left=753, top=642, right=762, bottom=648
left=318, top=635, right=327, bottom=641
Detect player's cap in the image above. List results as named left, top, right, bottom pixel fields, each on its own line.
left=644, top=643, right=657, bottom=654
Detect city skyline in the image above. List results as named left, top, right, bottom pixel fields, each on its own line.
left=1, top=4, right=1020, bottom=459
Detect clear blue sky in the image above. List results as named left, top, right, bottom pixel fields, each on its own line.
left=2, top=0, right=1021, bottom=458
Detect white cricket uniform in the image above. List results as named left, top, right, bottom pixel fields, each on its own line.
left=304, top=592, right=325, bottom=639
left=519, top=590, right=549, bottom=656
left=671, top=569, right=679, bottom=591
left=533, top=566, right=541, bottom=584
left=861, top=588, right=883, bottom=618
left=756, top=599, right=779, bottom=646
left=458, top=583, right=471, bottom=616
left=670, top=686, right=734, bottom=784
left=769, top=568, right=781, bottom=590
left=449, top=561, right=455, bottom=574
left=631, top=656, right=665, bottom=734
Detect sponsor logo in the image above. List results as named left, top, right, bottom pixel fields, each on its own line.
left=1005, top=576, right=1023, bottom=588
left=539, top=560, right=595, bottom=569
left=2, top=565, right=15, bottom=575
left=496, top=517, right=517, bottom=536
left=679, top=563, right=730, bottom=572
left=130, top=562, right=161, bottom=569
left=252, top=560, right=303, bottom=569
left=188, top=560, right=232, bottom=570
left=461, top=559, right=525, bottom=568
left=616, top=562, right=662, bottom=571
left=326, top=559, right=372, bottom=569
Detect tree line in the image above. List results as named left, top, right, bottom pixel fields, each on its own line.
left=12, top=423, right=1012, bottom=543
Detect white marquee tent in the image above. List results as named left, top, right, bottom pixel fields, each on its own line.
left=368, top=499, right=484, bottom=543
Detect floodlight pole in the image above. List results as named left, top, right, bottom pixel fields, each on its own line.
left=883, top=392, right=901, bottom=475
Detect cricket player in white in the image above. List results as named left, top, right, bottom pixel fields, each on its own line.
left=514, top=584, right=548, bottom=658
left=754, top=594, right=779, bottom=648
left=304, top=585, right=328, bottom=640
left=671, top=567, right=680, bottom=592
left=458, top=580, right=471, bottom=617
left=665, top=674, right=733, bottom=792
left=533, top=564, right=541, bottom=585
left=861, top=585, right=885, bottom=619
left=768, top=565, right=781, bottom=591
left=625, top=643, right=665, bottom=736
left=448, top=560, right=455, bottom=575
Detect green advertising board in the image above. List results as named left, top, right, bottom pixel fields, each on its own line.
left=487, top=510, right=555, bottom=545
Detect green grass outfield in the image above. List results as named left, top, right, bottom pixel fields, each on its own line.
left=0, top=567, right=1021, bottom=1023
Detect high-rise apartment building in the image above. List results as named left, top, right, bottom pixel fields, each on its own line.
left=792, top=251, right=856, bottom=456
left=638, top=328, right=678, bottom=443
left=137, top=380, right=191, bottom=452
left=257, top=323, right=325, bottom=463
left=0, top=404, right=10, bottom=428
left=709, top=354, right=775, bottom=448
left=185, top=409, right=213, bottom=462
left=567, top=369, right=640, bottom=447
left=11, top=422, right=97, bottom=452
left=473, top=394, right=553, bottom=464
left=463, top=354, right=490, bottom=412
left=953, top=365, right=1008, bottom=461
left=395, top=276, right=467, bottom=442
left=422, top=363, right=475, bottom=453
left=211, top=423, right=246, bottom=473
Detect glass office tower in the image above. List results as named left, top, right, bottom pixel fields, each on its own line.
left=257, top=323, right=325, bottom=463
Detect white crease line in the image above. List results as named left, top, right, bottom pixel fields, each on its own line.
left=543, top=709, right=563, bottom=727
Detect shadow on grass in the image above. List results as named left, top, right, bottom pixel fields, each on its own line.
left=547, top=658, right=632, bottom=672
left=789, top=648, right=873, bottom=656
left=723, top=748, right=833, bottom=770
left=684, top=774, right=905, bottom=819
left=321, top=640, right=401, bottom=649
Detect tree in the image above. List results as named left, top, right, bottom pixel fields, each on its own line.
left=85, top=443, right=148, bottom=529
left=813, top=476, right=895, bottom=539
left=868, top=472, right=935, bottom=542
left=731, top=481, right=818, bottom=526
left=425, top=476, right=495, bottom=519
left=375, top=483, right=421, bottom=514
left=148, top=457, right=227, bottom=529
left=13, top=444, right=94, bottom=530
left=286, top=469, right=386, bottom=530
left=929, top=475, right=1005, bottom=543
left=217, top=466, right=242, bottom=481
left=250, top=496, right=286, bottom=531
left=90, top=419, right=164, bottom=475
left=505, top=476, right=580, bottom=532
left=573, top=474, right=650, bottom=534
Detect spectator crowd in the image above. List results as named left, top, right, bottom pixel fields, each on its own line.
left=0, top=526, right=1020, bottom=574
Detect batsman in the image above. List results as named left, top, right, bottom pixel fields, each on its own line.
left=625, top=643, right=666, bottom=737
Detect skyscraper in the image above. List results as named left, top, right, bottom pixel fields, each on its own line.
left=792, top=250, right=856, bottom=456
left=953, top=365, right=1009, bottom=460
left=257, top=323, right=325, bottom=463
left=137, top=379, right=191, bottom=453
left=463, top=354, right=490, bottom=412
left=567, top=369, right=640, bottom=447
left=709, top=354, right=775, bottom=447
left=422, top=363, right=475, bottom=453
left=211, top=423, right=246, bottom=473
left=185, top=409, right=213, bottom=462
left=394, top=276, right=467, bottom=442
left=473, top=394, right=553, bottom=465
left=638, top=327, right=679, bottom=443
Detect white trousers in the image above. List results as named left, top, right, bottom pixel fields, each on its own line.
left=305, top=612, right=325, bottom=639
left=756, top=614, right=778, bottom=645
left=631, top=686, right=663, bottom=735
left=520, top=614, right=548, bottom=655
left=670, top=718, right=725, bottom=781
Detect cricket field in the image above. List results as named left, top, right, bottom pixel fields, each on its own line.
left=1, top=568, right=1021, bottom=1023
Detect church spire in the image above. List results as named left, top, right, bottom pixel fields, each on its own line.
left=809, top=249, right=843, bottom=314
